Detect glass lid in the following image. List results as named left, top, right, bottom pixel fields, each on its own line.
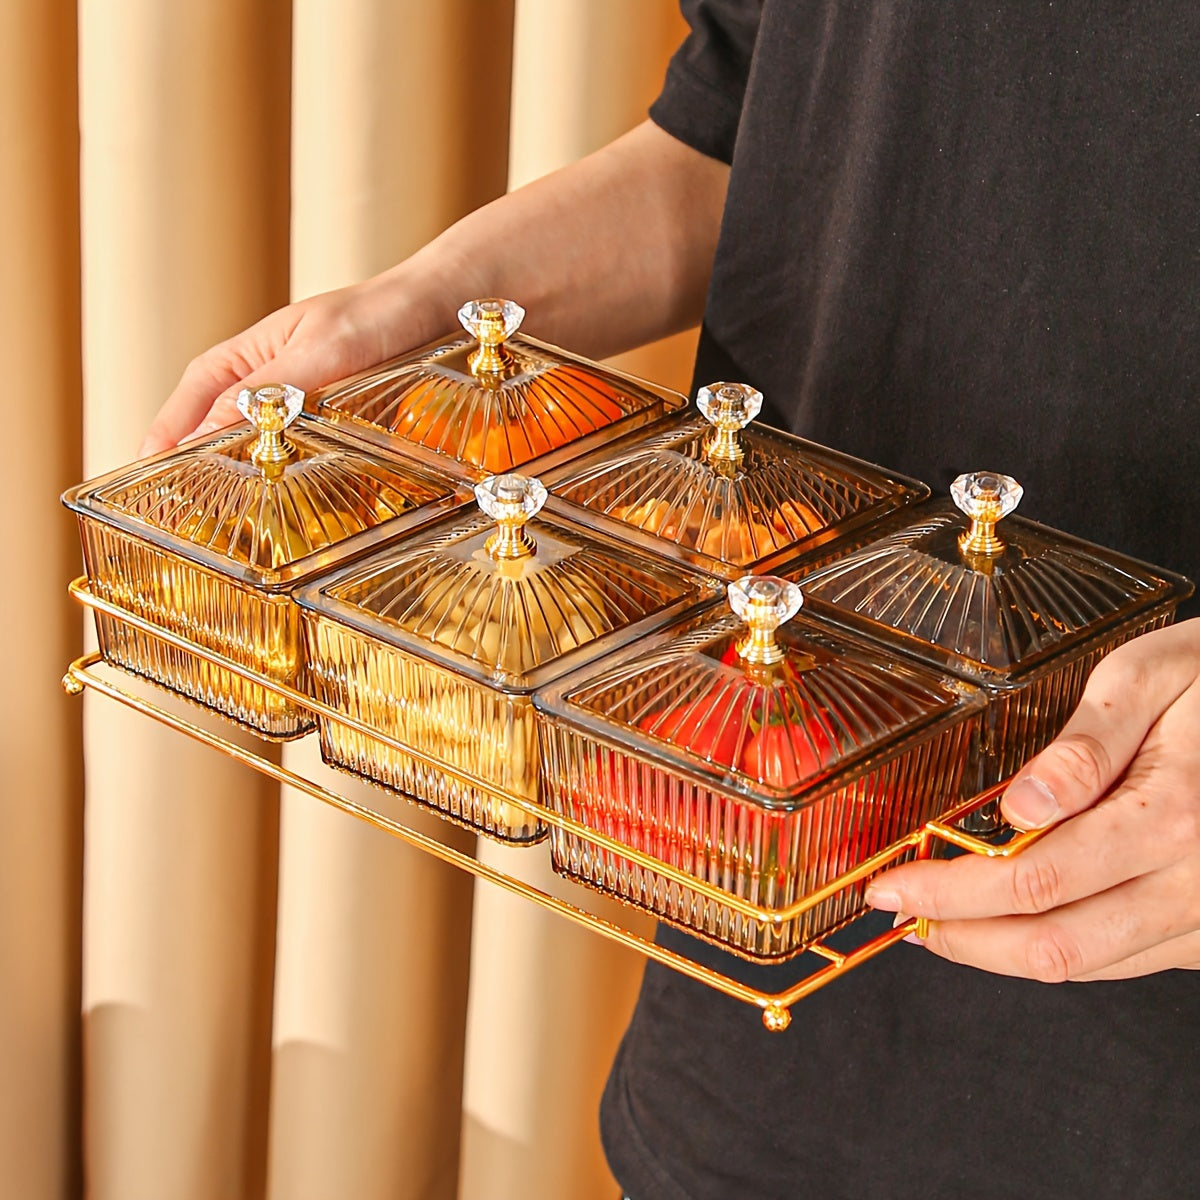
left=63, top=384, right=467, bottom=588
left=309, top=298, right=684, bottom=480
left=798, top=471, right=1194, bottom=678
left=535, top=575, right=983, bottom=809
left=295, top=473, right=724, bottom=692
left=548, top=382, right=928, bottom=579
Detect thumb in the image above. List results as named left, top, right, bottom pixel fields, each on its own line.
left=1000, top=627, right=1194, bottom=830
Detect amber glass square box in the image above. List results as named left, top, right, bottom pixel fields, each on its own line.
left=536, top=577, right=985, bottom=959
left=797, top=472, right=1193, bottom=798
left=547, top=381, right=928, bottom=580
left=63, top=385, right=468, bottom=737
left=309, top=299, right=686, bottom=483
left=296, top=474, right=724, bottom=843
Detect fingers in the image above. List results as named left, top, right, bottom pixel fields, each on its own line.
left=184, top=351, right=316, bottom=441
left=140, top=341, right=330, bottom=455
left=867, top=623, right=1200, bottom=984
left=999, top=627, right=1197, bottom=830
left=139, top=305, right=310, bottom=457
left=139, top=348, right=250, bottom=456
left=1071, top=929, right=1200, bottom=980
left=916, top=859, right=1200, bottom=982
left=866, top=752, right=1200, bottom=922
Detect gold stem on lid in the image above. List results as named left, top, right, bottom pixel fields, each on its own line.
left=737, top=623, right=786, bottom=665
left=959, top=514, right=1005, bottom=557
left=952, top=471, right=1022, bottom=563
left=706, top=426, right=745, bottom=466
left=485, top=522, right=536, bottom=560
left=249, top=395, right=296, bottom=474
left=729, top=575, right=802, bottom=667
left=252, top=427, right=292, bottom=465
left=957, top=485, right=1007, bottom=556
left=468, top=308, right=510, bottom=375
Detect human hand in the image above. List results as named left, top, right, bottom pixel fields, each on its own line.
left=138, top=272, right=454, bottom=457
left=138, top=120, right=729, bottom=458
left=865, top=618, right=1200, bottom=980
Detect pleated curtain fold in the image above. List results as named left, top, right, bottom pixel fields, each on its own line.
left=0, top=2, right=693, bottom=1198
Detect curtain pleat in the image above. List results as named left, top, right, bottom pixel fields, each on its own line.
left=78, top=3, right=291, bottom=1197
left=0, top=3, right=85, bottom=1198
left=8, top=2, right=692, bottom=1196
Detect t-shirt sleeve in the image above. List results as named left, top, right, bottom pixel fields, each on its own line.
left=650, top=0, right=764, bottom=164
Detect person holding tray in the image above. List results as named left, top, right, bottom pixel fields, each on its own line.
left=144, top=3, right=1200, bottom=1197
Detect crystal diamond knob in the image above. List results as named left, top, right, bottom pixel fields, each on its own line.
left=459, top=298, right=525, bottom=374
left=698, top=382, right=763, bottom=466
left=728, top=575, right=803, bottom=665
left=237, top=383, right=305, bottom=471
left=697, top=381, right=763, bottom=430
left=476, top=473, right=546, bottom=559
left=237, top=383, right=305, bottom=431
left=951, top=471, right=1022, bottom=558
left=951, top=471, right=1022, bottom=522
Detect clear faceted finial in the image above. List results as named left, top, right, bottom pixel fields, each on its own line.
left=728, top=575, right=803, bottom=665
left=951, top=471, right=1022, bottom=558
left=697, top=382, right=763, bottom=429
left=476, top=473, right=546, bottom=559
left=236, top=383, right=305, bottom=472
left=697, top=381, right=763, bottom=465
left=459, top=298, right=525, bottom=375
left=237, top=383, right=305, bottom=430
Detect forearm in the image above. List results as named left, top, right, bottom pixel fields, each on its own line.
left=143, top=121, right=726, bottom=453
left=359, top=120, right=729, bottom=359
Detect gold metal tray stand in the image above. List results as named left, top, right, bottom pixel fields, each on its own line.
left=64, top=576, right=1045, bottom=1030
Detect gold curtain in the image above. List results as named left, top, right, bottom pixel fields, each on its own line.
left=2, top=1, right=692, bottom=1197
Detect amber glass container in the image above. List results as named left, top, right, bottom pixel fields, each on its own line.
left=63, top=384, right=467, bottom=737
left=296, top=474, right=723, bottom=842
left=797, top=472, right=1194, bottom=799
left=547, top=381, right=928, bottom=580
left=309, top=299, right=685, bottom=483
left=535, top=577, right=984, bottom=958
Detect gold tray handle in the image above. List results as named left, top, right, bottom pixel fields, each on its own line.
left=459, top=297, right=525, bottom=376
left=952, top=470, right=1023, bottom=561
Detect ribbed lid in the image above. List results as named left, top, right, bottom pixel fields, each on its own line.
left=800, top=471, right=1189, bottom=677
left=551, top=382, right=926, bottom=578
left=311, top=299, right=680, bottom=480
left=537, top=576, right=980, bottom=807
left=66, top=385, right=461, bottom=587
left=298, top=474, right=722, bottom=691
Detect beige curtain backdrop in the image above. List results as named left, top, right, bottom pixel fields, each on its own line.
left=2, top=2, right=694, bottom=1199
left=1, top=3, right=85, bottom=1199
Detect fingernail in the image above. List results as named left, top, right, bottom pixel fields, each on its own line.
left=892, top=912, right=923, bottom=945
left=865, top=884, right=901, bottom=912
left=1003, top=776, right=1060, bottom=829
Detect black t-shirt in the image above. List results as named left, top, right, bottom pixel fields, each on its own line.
left=600, top=3, right=1199, bottom=1198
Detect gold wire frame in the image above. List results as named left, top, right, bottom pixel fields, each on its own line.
left=63, top=576, right=1047, bottom=1030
